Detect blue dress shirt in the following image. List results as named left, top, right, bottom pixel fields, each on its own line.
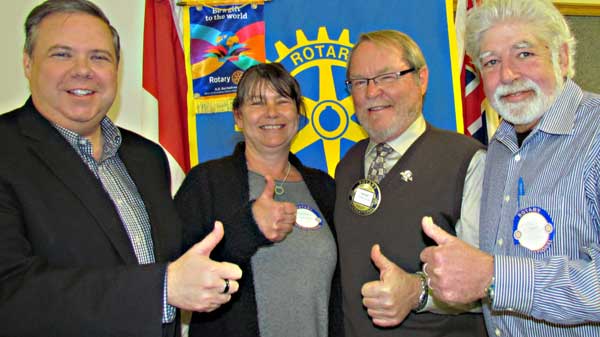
left=480, top=79, right=600, bottom=336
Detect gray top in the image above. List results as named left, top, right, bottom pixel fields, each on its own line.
left=249, top=170, right=337, bottom=337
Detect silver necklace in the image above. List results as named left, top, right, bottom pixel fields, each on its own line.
left=274, top=162, right=291, bottom=196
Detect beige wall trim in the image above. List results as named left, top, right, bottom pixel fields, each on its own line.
left=453, top=1, right=600, bottom=16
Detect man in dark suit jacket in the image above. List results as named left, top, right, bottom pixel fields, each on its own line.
left=0, top=1, right=242, bottom=336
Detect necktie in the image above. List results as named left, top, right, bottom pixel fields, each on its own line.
left=367, top=143, right=394, bottom=183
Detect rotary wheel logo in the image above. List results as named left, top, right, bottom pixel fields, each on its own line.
left=272, top=27, right=367, bottom=176
left=231, top=70, right=244, bottom=85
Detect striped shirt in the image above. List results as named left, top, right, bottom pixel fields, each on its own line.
left=54, top=118, right=175, bottom=323
left=480, top=79, right=600, bottom=336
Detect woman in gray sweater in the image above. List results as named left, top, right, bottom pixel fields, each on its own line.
left=174, top=63, right=343, bottom=337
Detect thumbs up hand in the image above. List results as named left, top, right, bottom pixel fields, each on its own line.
left=167, top=221, right=243, bottom=312
left=360, top=244, right=422, bottom=327
left=419, top=216, right=493, bottom=304
left=251, top=175, right=297, bottom=242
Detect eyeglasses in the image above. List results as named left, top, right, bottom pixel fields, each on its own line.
left=345, top=68, right=416, bottom=92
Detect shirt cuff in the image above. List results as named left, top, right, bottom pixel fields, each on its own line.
left=422, top=289, right=482, bottom=314
left=493, top=255, right=535, bottom=314
left=162, top=265, right=176, bottom=324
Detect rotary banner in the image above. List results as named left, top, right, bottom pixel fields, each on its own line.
left=188, top=4, right=265, bottom=114
left=145, top=0, right=463, bottom=177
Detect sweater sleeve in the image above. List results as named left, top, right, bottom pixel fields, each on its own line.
left=174, top=159, right=270, bottom=266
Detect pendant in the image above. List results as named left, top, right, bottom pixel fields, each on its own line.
left=274, top=162, right=290, bottom=196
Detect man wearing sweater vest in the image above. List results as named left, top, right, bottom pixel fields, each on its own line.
left=334, top=29, right=487, bottom=337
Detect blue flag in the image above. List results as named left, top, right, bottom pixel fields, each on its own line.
left=193, top=0, right=459, bottom=176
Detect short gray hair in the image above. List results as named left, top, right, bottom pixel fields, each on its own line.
left=24, top=0, right=120, bottom=63
left=347, top=30, right=427, bottom=78
left=465, top=0, right=575, bottom=77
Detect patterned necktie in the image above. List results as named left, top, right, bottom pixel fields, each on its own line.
left=367, top=143, right=394, bottom=183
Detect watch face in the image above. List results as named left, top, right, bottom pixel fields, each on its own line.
left=413, top=272, right=429, bottom=312
left=485, top=278, right=495, bottom=303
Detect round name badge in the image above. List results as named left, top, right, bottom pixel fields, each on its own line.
left=348, top=179, right=381, bottom=216
left=513, top=206, right=554, bottom=252
left=295, top=203, right=323, bottom=230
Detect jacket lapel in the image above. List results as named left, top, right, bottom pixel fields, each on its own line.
left=17, top=101, right=137, bottom=264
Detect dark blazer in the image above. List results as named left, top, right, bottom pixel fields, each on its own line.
left=174, top=142, right=344, bottom=337
left=0, top=99, right=182, bottom=337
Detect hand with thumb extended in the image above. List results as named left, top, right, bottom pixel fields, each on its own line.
left=360, top=244, right=422, bottom=327
left=419, top=216, right=493, bottom=304
left=251, top=175, right=296, bottom=242
left=370, top=244, right=394, bottom=279
left=421, top=216, right=454, bottom=245
left=167, top=221, right=243, bottom=312
left=260, top=174, right=277, bottom=199
left=193, top=218, right=225, bottom=256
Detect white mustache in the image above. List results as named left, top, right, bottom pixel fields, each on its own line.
left=494, top=79, right=541, bottom=101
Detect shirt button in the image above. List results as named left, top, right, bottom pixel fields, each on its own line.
left=504, top=195, right=510, bottom=202
left=514, top=154, right=521, bottom=162
left=497, top=238, right=503, bottom=246
left=495, top=328, right=501, bottom=336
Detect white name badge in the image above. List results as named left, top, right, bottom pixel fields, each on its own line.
left=353, top=188, right=374, bottom=206
left=295, top=203, right=323, bottom=230
left=349, top=179, right=381, bottom=216
left=513, top=206, right=554, bottom=252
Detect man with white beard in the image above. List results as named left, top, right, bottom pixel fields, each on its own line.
left=419, top=0, right=600, bottom=336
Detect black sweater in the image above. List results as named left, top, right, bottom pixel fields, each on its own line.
left=174, top=142, right=343, bottom=337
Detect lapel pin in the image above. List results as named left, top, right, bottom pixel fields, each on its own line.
left=400, top=170, right=413, bottom=182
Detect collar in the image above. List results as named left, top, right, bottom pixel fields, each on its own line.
left=366, top=114, right=426, bottom=156
left=53, top=117, right=122, bottom=161
left=492, top=79, right=583, bottom=147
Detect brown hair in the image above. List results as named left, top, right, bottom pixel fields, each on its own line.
left=233, top=63, right=305, bottom=117
left=24, top=0, right=120, bottom=63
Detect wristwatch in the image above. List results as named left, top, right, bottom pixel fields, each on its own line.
left=485, top=276, right=495, bottom=303
left=413, top=271, right=429, bottom=312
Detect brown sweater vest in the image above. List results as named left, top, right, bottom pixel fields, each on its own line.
left=334, top=126, right=487, bottom=337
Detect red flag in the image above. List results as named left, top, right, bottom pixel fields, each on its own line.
left=457, top=0, right=491, bottom=144
left=143, top=0, right=190, bottom=172
left=461, top=54, right=488, bottom=140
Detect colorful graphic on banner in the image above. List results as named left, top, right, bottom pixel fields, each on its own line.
left=189, top=3, right=265, bottom=114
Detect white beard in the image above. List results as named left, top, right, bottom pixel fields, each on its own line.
left=491, top=78, right=558, bottom=126
left=490, top=58, right=564, bottom=126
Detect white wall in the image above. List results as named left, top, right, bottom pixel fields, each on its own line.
left=0, top=1, right=155, bottom=141
left=554, top=0, right=600, bottom=4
